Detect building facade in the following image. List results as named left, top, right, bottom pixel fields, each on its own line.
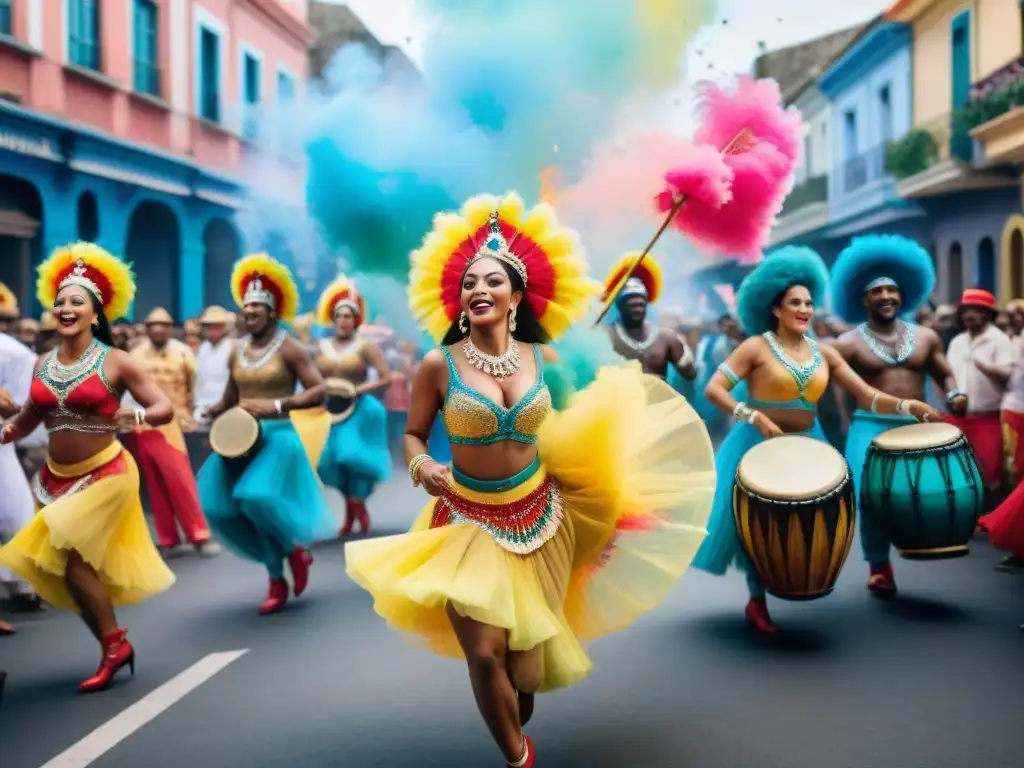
left=0, top=0, right=312, bottom=319
left=816, top=19, right=931, bottom=252
left=886, top=0, right=1020, bottom=301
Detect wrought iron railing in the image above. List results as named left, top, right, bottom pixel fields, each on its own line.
left=839, top=145, right=886, bottom=194
left=779, top=174, right=828, bottom=215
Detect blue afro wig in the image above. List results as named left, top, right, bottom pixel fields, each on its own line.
left=736, top=246, right=830, bottom=336
left=830, top=235, right=935, bottom=324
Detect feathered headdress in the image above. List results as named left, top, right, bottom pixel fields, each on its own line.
left=0, top=281, right=17, bottom=315
left=603, top=251, right=663, bottom=305
left=408, top=192, right=600, bottom=342
left=317, top=274, right=367, bottom=327
left=736, top=246, right=829, bottom=336
left=830, top=235, right=935, bottom=324
left=36, top=242, right=136, bottom=321
left=230, top=253, right=300, bottom=322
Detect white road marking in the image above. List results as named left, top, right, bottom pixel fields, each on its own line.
left=39, top=649, right=250, bottom=767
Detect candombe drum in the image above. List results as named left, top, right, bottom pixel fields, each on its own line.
left=324, top=377, right=357, bottom=425
left=860, top=422, right=983, bottom=560
left=733, top=435, right=856, bottom=600
left=208, top=406, right=264, bottom=476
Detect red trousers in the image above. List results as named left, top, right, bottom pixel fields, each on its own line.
left=128, top=429, right=211, bottom=547
left=1001, top=409, right=1024, bottom=486
left=945, top=411, right=1004, bottom=488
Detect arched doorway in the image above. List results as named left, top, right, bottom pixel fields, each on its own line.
left=1012, top=230, right=1024, bottom=299
left=0, top=174, right=44, bottom=312
left=125, top=201, right=181, bottom=321
left=77, top=191, right=99, bottom=241
left=1001, top=214, right=1024, bottom=302
left=202, top=218, right=241, bottom=309
left=976, top=237, right=996, bottom=293
left=948, top=241, right=964, bottom=301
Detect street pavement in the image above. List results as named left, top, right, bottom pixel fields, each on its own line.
left=1, top=479, right=1023, bottom=768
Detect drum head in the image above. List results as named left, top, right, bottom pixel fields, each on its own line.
left=871, top=422, right=961, bottom=451
left=737, top=435, right=848, bottom=501
left=209, top=407, right=260, bottom=459
left=325, top=378, right=357, bottom=424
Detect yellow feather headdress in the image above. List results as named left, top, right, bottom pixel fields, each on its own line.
left=316, top=274, right=366, bottom=327
left=408, top=192, right=600, bottom=342
left=0, top=281, right=17, bottom=315
left=230, top=253, right=300, bottom=322
left=36, top=242, right=136, bottom=321
left=602, top=251, right=663, bottom=306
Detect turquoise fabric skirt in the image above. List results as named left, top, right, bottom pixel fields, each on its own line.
left=198, top=419, right=336, bottom=576
left=318, top=395, right=392, bottom=499
left=692, top=418, right=826, bottom=593
left=845, top=409, right=917, bottom=565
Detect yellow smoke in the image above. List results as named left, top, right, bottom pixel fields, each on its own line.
left=539, top=166, right=560, bottom=204
left=638, top=0, right=719, bottom=88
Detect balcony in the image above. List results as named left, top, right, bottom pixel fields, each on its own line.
left=839, top=145, right=886, bottom=195
left=769, top=173, right=829, bottom=246
left=964, top=56, right=1024, bottom=163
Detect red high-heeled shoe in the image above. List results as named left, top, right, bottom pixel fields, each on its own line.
left=340, top=500, right=371, bottom=536
left=288, top=548, right=313, bottom=597
left=259, top=578, right=289, bottom=615
left=78, top=628, right=135, bottom=694
left=508, top=736, right=535, bottom=767
left=354, top=501, right=371, bottom=535
left=867, top=563, right=897, bottom=598
left=744, top=597, right=778, bottom=634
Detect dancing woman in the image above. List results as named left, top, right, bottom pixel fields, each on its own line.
left=198, top=254, right=334, bottom=615
left=0, top=243, right=176, bottom=693
left=694, top=246, right=939, bottom=633
left=314, top=275, right=393, bottom=536
left=344, top=193, right=716, bottom=767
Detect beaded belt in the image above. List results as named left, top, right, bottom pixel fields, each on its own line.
left=32, top=451, right=127, bottom=507
left=431, top=473, right=564, bottom=555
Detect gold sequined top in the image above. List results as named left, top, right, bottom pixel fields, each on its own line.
left=131, top=339, right=196, bottom=431
left=231, top=340, right=297, bottom=401
left=440, top=344, right=551, bottom=445
left=315, top=338, right=366, bottom=381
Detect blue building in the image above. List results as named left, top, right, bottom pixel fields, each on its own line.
left=0, top=100, right=249, bottom=321
left=816, top=19, right=930, bottom=248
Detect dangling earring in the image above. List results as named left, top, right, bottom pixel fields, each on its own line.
left=91, top=319, right=99, bottom=328
left=509, top=307, right=518, bottom=333
left=459, top=312, right=469, bottom=333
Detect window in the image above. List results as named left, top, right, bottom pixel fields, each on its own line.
left=242, top=52, right=260, bottom=140
left=0, top=0, right=12, bottom=36
left=133, top=0, right=159, bottom=96
left=277, top=69, right=295, bottom=103
left=843, top=110, right=858, bottom=157
left=68, top=0, right=101, bottom=71
left=199, top=27, right=220, bottom=121
left=878, top=85, right=892, bottom=142
left=803, top=135, right=813, bottom=177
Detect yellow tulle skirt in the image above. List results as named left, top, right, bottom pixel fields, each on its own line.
left=0, top=441, right=175, bottom=611
left=345, top=364, right=715, bottom=692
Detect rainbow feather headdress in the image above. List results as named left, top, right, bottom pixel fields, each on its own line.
left=230, top=253, right=300, bottom=322
left=0, top=281, right=17, bottom=315
left=37, top=242, right=136, bottom=321
left=317, top=274, right=367, bottom=327
left=408, top=192, right=600, bottom=343
left=602, top=251, right=664, bottom=305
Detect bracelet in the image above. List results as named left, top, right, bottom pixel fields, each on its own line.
left=896, top=399, right=911, bottom=415
left=133, top=407, right=146, bottom=426
left=747, top=409, right=760, bottom=425
left=870, top=391, right=880, bottom=414
left=408, top=454, right=432, bottom=486
left=274, top=399, right=283, bottom=415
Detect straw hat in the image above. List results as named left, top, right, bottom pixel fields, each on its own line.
left=144, top=307, right=174, bottom=325
left=200, top=305, right=234, bottom=325
left=40, top=312, right=57, bottom=332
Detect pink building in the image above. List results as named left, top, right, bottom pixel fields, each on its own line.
left=0, top=0, right=313, bottom=319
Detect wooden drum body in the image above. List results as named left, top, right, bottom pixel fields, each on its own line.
left=324, top=377, right=357, bottom=425
left=733, top=435, right=856, bottom=601
left=860, top=422, right=983, bottom=560
left=208, top=407, right=264, bottom=476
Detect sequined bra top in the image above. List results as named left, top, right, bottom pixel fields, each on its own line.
left=718, top=332, right=829, bottom=411
left=30, top=340, right=121, bottom=434
left=231, top=331, right=296, bottom=400
left=441, top=344, right=551, bottom=445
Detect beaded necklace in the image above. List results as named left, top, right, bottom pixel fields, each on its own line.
left=615, top=323, right=657, bottom=352
left=38, top=340, right=111, bottom=405
left=856, top=321, right=916, bottom=366
left=237, top=329, right=287, bottom=371
left=763, top=331, right=821, bottom=396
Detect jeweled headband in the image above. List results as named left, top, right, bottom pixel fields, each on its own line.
left=58, top=259, right=103, bottom=302
left=864, top=276, right=897, bottom=292
left=243, top=276, right=276, bottom=309
left=617, top=277, right=648, bottom=302
left=464, top=212, right=529, bottom=286
left=334, top=299, right=361, bottom=317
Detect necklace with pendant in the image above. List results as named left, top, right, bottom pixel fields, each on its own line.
left=615, top=323, right=656, bottom=352
left=462, top=336, right=521, bottom=380
left=857, top=321, right=916, bottom=365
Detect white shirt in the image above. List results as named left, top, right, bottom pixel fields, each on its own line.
left=0, top=333, right=35, bottom=408
left=193, top=338, right=234, bottom=419
left=946, top=324, right=1015, bottom=414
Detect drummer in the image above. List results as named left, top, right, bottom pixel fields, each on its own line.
left=828, top=235, right=964, bottom=597
left=198, top=254, right=336, bottom=615
left=695, top=246, right=939, bottom=633
left=313, top=275, right=393, bottom=537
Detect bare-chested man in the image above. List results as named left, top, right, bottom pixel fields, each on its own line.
left=829, top=235, right=965, bottom=597
left=603, top=255, right=696, bottom=382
